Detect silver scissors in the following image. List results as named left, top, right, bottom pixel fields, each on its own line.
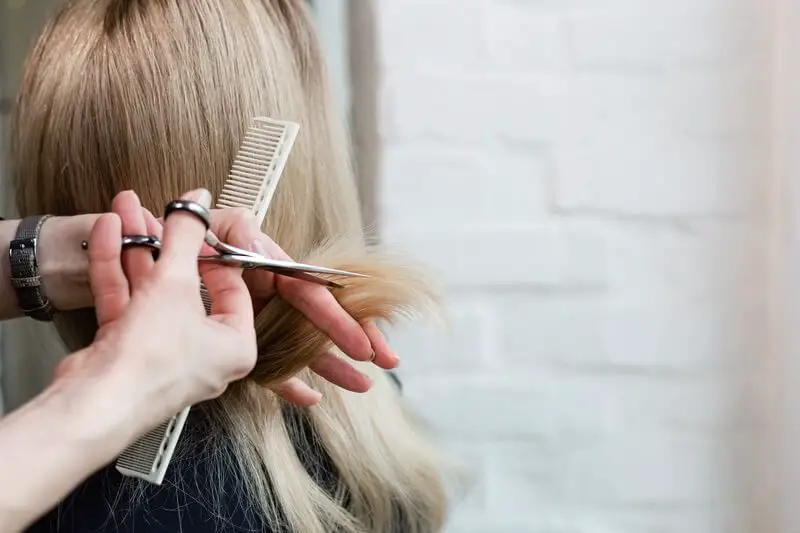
left=81, top=200, right=368, bottom=289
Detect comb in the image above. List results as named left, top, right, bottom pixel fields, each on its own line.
left=115, top=117, right=300, bottom=484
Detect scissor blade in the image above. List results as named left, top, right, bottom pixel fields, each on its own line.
left=117, top=237, right=361, bottom=290
left=228, top=254, right=369, bottom=279
left=266, top=267, right=344, bottom=289
left=217, top=255, right=345, bottom=288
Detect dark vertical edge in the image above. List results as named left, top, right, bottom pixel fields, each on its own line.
left=347, top=0, right=381, bottom=245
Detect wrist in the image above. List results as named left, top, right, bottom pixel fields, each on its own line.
left=0, top=352, right=139, bottom=530
left=48, top=349, right=142, bottom=454
left=67, top=338, right=186, bottom=435
left=37, top=214, right=100, bottom=311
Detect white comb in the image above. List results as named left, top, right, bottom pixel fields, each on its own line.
left=115, top=117, right=300, bottom=484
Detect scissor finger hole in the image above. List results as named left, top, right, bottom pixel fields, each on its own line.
left=81, top=236, right=162, bottom=261
left=121, top=235, right=161, bottom=261
left=163, top=200, right=211, bottom=230
left=122, top=243, right=160, bottom=261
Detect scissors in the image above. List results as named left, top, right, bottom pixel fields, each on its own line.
left=81, top=200, right=368, bottom=289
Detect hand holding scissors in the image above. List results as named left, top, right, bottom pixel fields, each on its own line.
left=82, top=199, right=367, bottom=289
left=84, top=190, right=398, bottom=406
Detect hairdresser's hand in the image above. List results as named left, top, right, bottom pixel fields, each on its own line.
left=54, top=190, right=257, bottom=427
left=139, top=206, right=398, bottom=406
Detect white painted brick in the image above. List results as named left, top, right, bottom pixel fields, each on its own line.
left=508, top=507, right=748, bottom=533
left=498, top=294, right=763, bottom=371
left=402, top=377, right=559, bottom=439
left=380, top=225, right=607, bottom=289
left=385, top=298, right=496, bottom=375
left=601, top=222, right=766, bottom=301
left=551, top=70, right=767, bottom=141
left=486, top=6, right=567, bottom=70
left=439, top=440, right=490, bottom=513
left=568, top=6, right=768, bottom=69
left=495, top=0, right=750, bottom=15
left=380, top=145, right=550, bottom=231
left=553, top=138, right=764, bottom=215
left=380, top=73, right=560, bottom=145
left=485, top=441, right=557, bottom=512
left=376, top=0, right=486, bottom=73
left=534, top=376, right=750, bottom=438
left=595, top=508, right=750, bottom=533
left=557, top=430, right=737, bottom=506
left=444, top=514, right=559, bottom=533
left=375, top=0, right=768, bottom=529
left=478, top=378, right=747, bottom=505
left=404, top=372, right=751, bottom=443
left=407, top=373, right=751, bottom=506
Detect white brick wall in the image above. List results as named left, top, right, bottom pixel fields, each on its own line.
left=375, top=1, right=770, bottom=532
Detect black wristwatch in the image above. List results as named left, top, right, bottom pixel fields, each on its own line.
left=9, top=215, right=56, bottom=321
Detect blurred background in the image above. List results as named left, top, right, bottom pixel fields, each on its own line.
left=0, top=1, right=785, bottom=532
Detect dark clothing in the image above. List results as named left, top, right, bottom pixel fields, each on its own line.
left=26, top=404, right=332, bottom=533
left=26, top=372, right=402, bottom=532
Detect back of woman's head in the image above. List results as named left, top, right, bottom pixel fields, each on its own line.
left=11, top=1, right=450, bottom=531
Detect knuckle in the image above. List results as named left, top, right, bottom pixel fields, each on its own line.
left=211, top=208, right=261, bottom=248
left=232, top=207, right=257, bottom=225
left=231, top=347, right=257, bottom=379
left=233, top=209, right=261, bottom=238
left=208, top=383, right=227, bottom=400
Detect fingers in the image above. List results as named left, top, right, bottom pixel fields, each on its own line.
left=158, top=189, right=212, bottom=270
left=211, top=209, right=276, bottom=305
left=87, top=213, right=129, bottom=328
left=210, top=212, right=392, bottom=371
left=141, top=208, right=163, bottom=240
left=111, top=191, right=154, bottom=290
left=361, top=321, right=399, bottom=369
left=269, top=377, right=323, bottom=406
left=249, top=236, right=374, bottom=362
left=199, top=207, right=262, bottom=331
left=200, top=264, right=253, bottom=333
left=277, top=275, right=374, bottom=361
left=309, top=351, right=372, bottom=393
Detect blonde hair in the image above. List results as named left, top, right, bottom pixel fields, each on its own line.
left=11, top=1, right=450, bottom=531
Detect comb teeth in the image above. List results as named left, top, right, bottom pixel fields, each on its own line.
left=217, top=117, right=300, bottom=222
left=115, top=407, right=190, bottom=485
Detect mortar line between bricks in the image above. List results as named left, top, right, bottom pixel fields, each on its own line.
left=547, top=207, right=754, bottom=227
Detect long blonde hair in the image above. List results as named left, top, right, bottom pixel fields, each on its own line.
left=11, top=1, right=450, bottom=531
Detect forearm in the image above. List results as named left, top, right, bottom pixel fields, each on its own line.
left=0, top=355, right=137, bottom=531
left=0, top=214, right=99, bottom=320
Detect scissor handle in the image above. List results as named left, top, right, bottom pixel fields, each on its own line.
left=122, top=235, right=161, bottom=249
left=81, top=235, right=162, bottom=261
left=121, top=235, right=161, bottom=260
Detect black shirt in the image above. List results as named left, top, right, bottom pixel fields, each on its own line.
left=26, top=402, right=339, bottom=533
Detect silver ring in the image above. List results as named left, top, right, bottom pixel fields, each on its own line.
left=163, top=200, right=211, bottom=230
left=369, top=351, right=377, bottom=363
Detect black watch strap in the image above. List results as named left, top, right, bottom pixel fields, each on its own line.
left=10, top=215, right=56, bottom=321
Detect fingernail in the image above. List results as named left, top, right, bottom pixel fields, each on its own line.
left=185, top=188, right=212, bottom=209
left=251, top=239, right=270, bottom=258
